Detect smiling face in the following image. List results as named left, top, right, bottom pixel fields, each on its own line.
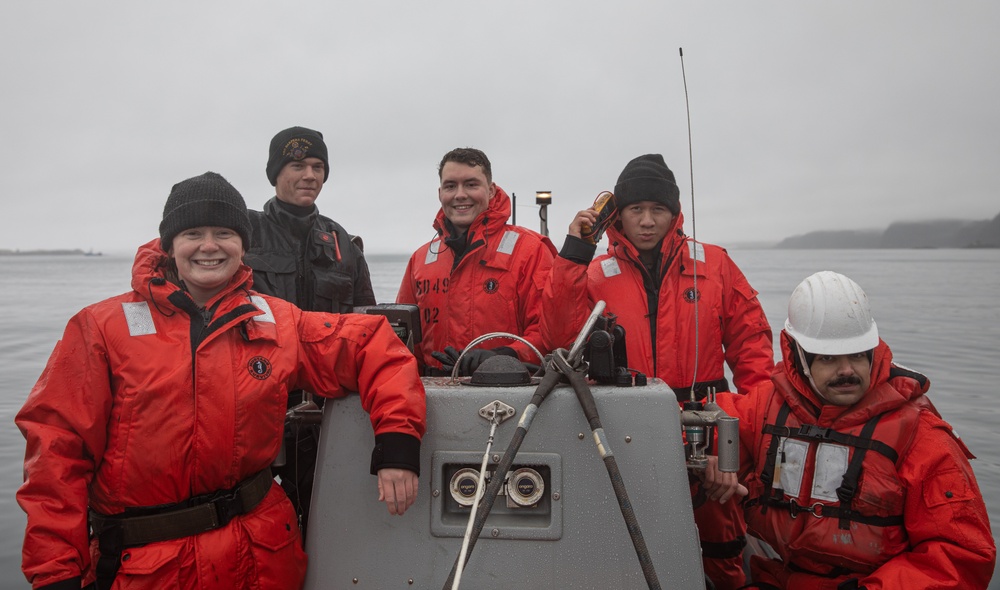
left=170, top=226, right=244, bottom=306
left=438, top=161, right=494, bottom=232
left=809, top=352, right=873, bottom=406
left=618, top=200, right=675, bottom=256
left=275, top=156, right=326, bottom=207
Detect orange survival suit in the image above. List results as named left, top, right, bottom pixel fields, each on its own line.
left=718, top=332, right=996, bottom=589
left=397, top=185, right=556, bottom=372
left=541, top=213, right=774, bottom=589
left=16, top=240, right=426, bottom=589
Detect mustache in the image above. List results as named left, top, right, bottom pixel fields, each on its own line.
left=828, top=375, right=863, bottom=387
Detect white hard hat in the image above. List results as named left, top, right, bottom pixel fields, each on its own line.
left=784, top=271, right=879, bottom=355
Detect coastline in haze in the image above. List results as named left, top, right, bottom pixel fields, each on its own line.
left=5, top=211, right=999, bottom=255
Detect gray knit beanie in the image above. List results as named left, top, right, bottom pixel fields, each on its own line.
left=159, top=172, right=252, bottom=249
left=613, top=154, right=681, bottom=215
left=265, top=126, right=330, bottom=186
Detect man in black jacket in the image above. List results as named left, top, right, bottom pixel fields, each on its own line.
left=245, top=126, right=376, bottom=536
left=246, top=126, right=375, bottom=312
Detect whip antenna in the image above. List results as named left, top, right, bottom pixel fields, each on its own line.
left=680, top=48, right=696, bottom=242
left=679, top=47, right=700, bottom=395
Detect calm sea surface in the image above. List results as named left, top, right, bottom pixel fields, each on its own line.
left=1, top=249, right=998, bottom=588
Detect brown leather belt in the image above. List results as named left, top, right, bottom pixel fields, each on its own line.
left=90, top=468, right=273, bottom=547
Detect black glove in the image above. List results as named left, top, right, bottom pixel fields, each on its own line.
left=431, top=346, right=499, bottom=376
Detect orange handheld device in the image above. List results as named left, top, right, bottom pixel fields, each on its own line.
left=580, top=191, right=617, bottom=245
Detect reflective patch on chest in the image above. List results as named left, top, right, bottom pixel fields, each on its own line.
left=250, top=295, right=275, bottom=324
left=600, top=258, right=621, bottom=277
left=779, top=438, right=808, bottom=498
left=497, top=230, right=519, bottom=255
left=812, top=443, right=849, bottom=502
left=688, top=241, right=705, bottom=263
left=777, top=438, right=851, bottom=502
left=122, top=301, right=156, bottom=336
left=425, top=241, right=441, bottom=265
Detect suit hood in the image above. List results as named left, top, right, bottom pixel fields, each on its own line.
left=130, top=238, right=255, bottom=305
left=432, top=184, right=512, bottom=238
left=776, top=330, right=930, bottom=427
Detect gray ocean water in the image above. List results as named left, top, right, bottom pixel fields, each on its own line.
left=1, top=248, right=997, bottom=588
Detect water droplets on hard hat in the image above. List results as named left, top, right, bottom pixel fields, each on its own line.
left=784, top=271, right=878, bottom=355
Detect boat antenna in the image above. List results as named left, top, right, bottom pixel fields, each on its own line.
left=679, top=47, right=700, bottom=396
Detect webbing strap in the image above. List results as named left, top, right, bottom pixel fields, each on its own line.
left=94, top=526, right=122, bottom=590
left=764, top=423, right=898, bottom=464
left=91, top=468, right=272, bottom=548
left=787, top=560, right=858, bottom=579
left=700, top=535, right=747, bottom=559
left=834, top=413, right=885, bottom=529
left=768, top=497, right=903, bottom=527
left=744, top=492, right=904, bottom=527
left=757, top=403, right=792, bottom=513
left=749, top=407, right=905, bottom=529
left=670, top=377, right=731, bottom=402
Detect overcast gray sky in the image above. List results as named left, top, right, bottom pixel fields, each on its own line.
left=2, top=1, right=997, bottom=255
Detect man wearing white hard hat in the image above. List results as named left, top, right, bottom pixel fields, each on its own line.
left=710, top=271, right=995, bottom=589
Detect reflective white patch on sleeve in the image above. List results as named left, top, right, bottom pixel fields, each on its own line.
left=249, top=295, right=276, bottom=324
left=779, top=438, right=808, bottom=499
left=600, top=258, right=621, bottom=277
left=122, top=302, right=156, bottom=336
left=497, top=230, right=519, bottom=255
left=688, top=241, right=705, bottom=263
left=812, top=443, right=849, bottom=502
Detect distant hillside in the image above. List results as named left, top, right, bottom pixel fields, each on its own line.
left=776, top=230, right=882, bottom=249
left=776, top=212, right=1000, bottom=249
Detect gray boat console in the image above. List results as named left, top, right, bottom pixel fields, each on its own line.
left=304, top=377, right=705, bottom=589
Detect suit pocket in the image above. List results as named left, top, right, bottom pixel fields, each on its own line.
left=115, top=542, right=184, bottom=589
left=244, top=252, right=296, bottom=295
left=313, top=270, right=355, bottom=313
left=243, top=492, right=308, bottom=587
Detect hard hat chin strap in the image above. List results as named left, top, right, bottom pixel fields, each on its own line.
left=793, top=340, right=828, bottom=403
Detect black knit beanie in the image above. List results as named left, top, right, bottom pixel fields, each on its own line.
left=159, top=172, right=252, bottom=249
left=265, top=126, right=330, bottom=186
left=613, top=154, right=681, bottom=215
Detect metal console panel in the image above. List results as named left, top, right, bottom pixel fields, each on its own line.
left=430, top=450, right=563, bottom=541
left=304, top=378, right=704, bottom=590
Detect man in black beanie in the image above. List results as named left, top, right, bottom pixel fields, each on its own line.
left=244, top=126, right=377, bottom=536
left=541, top=153, right=774, bottom=590
left=612, top=153, right=681, bottom=219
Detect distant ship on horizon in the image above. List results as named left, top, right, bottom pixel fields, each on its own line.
left=0, top=248, right=102, bottom=256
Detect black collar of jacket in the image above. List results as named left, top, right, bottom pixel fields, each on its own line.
left=270, top=197, right=318, bottom=238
